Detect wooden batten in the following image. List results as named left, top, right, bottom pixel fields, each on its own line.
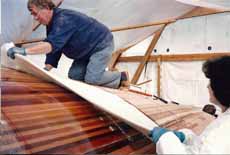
left=131, top=25, right=166, bottom=84
left=179, top=7, right=229, bottom=20
left=118, top=52, right=230, bottom=62
left=156, top=56, right=161, bottom=97
left=111, top=19, right=175, bottom=32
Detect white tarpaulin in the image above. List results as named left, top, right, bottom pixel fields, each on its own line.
left=1, top=0, right=230, bottom=110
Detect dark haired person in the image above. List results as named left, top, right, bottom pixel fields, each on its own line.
left=202, top=104, right=218, bottom=117
left=150, top=56, right=230, bottom=154
left=7, top=0, right=129, bottom=88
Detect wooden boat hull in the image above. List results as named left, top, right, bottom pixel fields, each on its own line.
left=1, top=67, right=155, bottom=154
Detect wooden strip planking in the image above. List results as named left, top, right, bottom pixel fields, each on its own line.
left=0, top=126, right=113, bottom=153
left=28, top=127, right=116, bottom=153
left=0, top=119, right=119, bottom=153
left=48, top=129, right=140, bottom=154
left=4, top=105, right=93, bottom=119
left=1, top=82, right=69, bottom=94
left=2, top=101, right=89, bottom=113
left=16, top=118, right=117, bottom=136
left=9, top=113, right=105, bottom=130
left=3, top=104, right=91, bottom=115
left=4, top=108, right=101, bottom=124
left=2, top=92, right=78, bottom=102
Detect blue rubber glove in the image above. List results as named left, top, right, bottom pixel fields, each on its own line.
left=150, top=127, right=185, bottom=144
left=7, top=47, right=27, bottom=59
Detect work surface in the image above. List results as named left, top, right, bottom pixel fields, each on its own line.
left=1, top=67, right=215, bottom=154
left=0, top=67, right=155, bottom=154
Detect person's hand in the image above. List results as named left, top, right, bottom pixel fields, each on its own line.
left=150, top=127, right=185, bottom=144
left=7, top=47, right=27, bottom=59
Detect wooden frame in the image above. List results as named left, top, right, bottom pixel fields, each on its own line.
left=118, top=52, right=230, bottom=96
left=117, top=53, right=230, bottom=62
left=131, top=25, right=166, bottom=84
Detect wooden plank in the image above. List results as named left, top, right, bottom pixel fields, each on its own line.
left=156, top=56, right=161, bottom=97
left=118, top=52, right=230, bottom=62
left=111, top=19, right=175, bottom=32
left=131, top=25, right=166, bottom=84
left=1, top=67, right=154, bottom=154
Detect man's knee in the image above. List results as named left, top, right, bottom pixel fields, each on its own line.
left=68, top=70, right=84, bottom=81
left=84, top=76, right=101, bottom=85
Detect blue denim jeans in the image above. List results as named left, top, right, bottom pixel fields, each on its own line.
left=68, top=38, right=121, bottom=88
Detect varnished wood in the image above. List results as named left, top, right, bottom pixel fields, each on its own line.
left=0, top=67, right=153, bottom=154
left=103, top=88, right=214, bottom=135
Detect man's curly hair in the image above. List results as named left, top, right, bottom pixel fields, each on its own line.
left=27, top=0, right=56, bottom=11
left=202, top=56, right=230, bottom=108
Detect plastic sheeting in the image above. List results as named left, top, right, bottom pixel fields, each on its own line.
left=118, top=12, right=230, bottom=110
left=0, top=0, right=195, bottom=50
left=1, top=0, right=230, bottom=109
left=0, top=0, right=33, bottom=44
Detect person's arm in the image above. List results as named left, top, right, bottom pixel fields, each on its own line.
left=7, top=41, right=52, bottom=59
left=150, top=127, right=198, bottom=154
left=26, top=42, right=52, bottom=54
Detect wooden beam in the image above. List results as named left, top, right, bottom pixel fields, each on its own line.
left=156, top=56, right=161, bottom=97
left=131, top=25, right=166, bottom=84
left=178, top=7, right=229, bottom=20
left=111, top=19, right=175, bottom=32
left=118, top=52, right=230, bottom=62
left=110, top=8, right=229, bottom=33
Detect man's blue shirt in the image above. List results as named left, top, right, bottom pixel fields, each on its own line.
left=44, top=8, right=113, bottom=68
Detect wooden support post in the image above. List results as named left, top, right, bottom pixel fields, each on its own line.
left=108, top=45, right=133, bottom=70
left=156, top=56, right=161, bottom=97
left=131, top=25, right=166, bottom=84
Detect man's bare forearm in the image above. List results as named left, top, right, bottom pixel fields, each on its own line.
left=26, top=42, right=52, bottom=54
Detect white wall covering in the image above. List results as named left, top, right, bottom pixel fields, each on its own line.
left=118, top=12, right=230, bottom=109
left=1, top=0, right=230, bottom=109
left=0, top=0, right=33, bottom=45
left=0, top=2, right=1, bottom=34
left=0, top=0, right=195, bottom=50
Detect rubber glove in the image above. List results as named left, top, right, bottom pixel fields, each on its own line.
left=150, top=127, right=185, bottom=144
left=7, top=47, right=27, bottom=59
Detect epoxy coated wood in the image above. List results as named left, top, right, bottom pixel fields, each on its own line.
left=1, top=67, right=155, bottom=154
